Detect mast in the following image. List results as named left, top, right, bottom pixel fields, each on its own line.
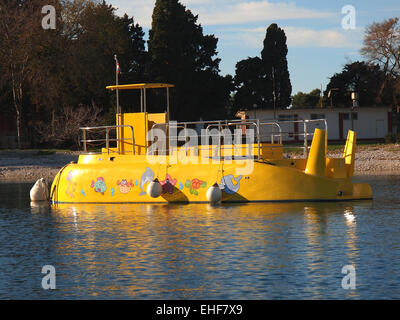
left=115, top=55, right=121, bottom=153
left=114, top=55, right=120, bottom=115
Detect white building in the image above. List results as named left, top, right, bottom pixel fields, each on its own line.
left=236, top=107, right=393, bottom=142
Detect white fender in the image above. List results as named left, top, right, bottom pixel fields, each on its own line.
left=147, top=178, right=162, bottom=198
left=206, top=182, right=222, bottom=203
left=30, top=178, right=49, bottom=201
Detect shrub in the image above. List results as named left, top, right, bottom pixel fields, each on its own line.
left=36, top=104, right=104, bottom=150
left=385, top=133, right=395, bottom=143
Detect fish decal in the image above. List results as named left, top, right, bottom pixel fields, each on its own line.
left=139, top=167, right=155, bottom=196
left=219, top=175, right=242, bottom=194
left=117, top=179, right=133, bottom=194
left=65, top=170, right=76, bottom=198
left=160, top=174, right=177, bottom=194
left=91, top=177, right=107, bottom=195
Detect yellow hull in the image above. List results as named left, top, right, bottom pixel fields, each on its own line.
left=50, top=127, right=372, bottom=204
left=51, top=83, right=372, bottom=204
left=50, top=154, right=372, bottom=204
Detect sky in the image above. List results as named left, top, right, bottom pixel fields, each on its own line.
left=109, top=0, right=400, bottom=95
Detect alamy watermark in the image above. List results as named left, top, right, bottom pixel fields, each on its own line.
left=41, top=265, right=56, bottom=290
left=41, top=5, right=56, bottom=30
left=341, top=5, right=356, bottom=30
left=146, top=122, right=256, bottom=176
left=341, top=265, right=356, bottom=290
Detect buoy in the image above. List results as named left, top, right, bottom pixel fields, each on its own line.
left=206, top=182, right=222, bottom=203
left=30, top=178, right=49, bottom=201
left=147, top=178, right=162, bottom=198
left=30, top=201, right=49, bottom=214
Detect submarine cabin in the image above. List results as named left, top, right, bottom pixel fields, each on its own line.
left=80, top=83, right=302, bottom=160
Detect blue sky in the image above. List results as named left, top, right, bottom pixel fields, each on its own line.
left=110, top=0, right=400, bottom=94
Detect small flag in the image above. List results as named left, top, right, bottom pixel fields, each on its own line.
left=116, top=62, right=121, bottom=74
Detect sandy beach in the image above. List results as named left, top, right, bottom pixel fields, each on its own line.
left=0, top=145, right=399, bottom=184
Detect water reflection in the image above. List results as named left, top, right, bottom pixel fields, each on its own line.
left=3, top=179, right=398, bottom=299
left=301, top=202, right=368, bottom=299
left=36, top=201, right=371, bottom=299
left=30, top=201, right=50, bottom=214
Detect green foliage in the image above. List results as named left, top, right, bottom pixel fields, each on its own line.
left=292, top=89, right=321, bottom=108
left=233, top=23, right=292, bottom=111
left=261, top=23, right=292, bottom=109
left=0, top=0, right=147, bottom=148
left=385, top=133, right=400, bottom=143
left=62, top=1, right=146, bottom=109
left=324, top=61, right=392, bottom=107
left=233, top=57, right=270, bottom=110
left=385, top=133, right=395, bottom=143
left=147, top=0, right=232, bottom=121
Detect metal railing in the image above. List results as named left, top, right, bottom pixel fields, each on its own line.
left=150, top=118, right=327, bottom=160
left=78, top=119, right=327, bottom=158
left=262, top=119, right=328, bottom=157
left=80, top=125, right=135, bottom=155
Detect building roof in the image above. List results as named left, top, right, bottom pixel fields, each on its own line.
left=106, top=83, right=174, bottom=91
left=235, top=106, right=392, bottom=117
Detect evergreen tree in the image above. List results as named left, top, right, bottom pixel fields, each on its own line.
left=261, top=23, right=292, bottom=109
left=147, top=0, right=231, bottom=121
left=233, top=57, right=270, bottom=110
left=324, top=61, right=392, bottom=107
left=233, top=23, right=291, bottom=113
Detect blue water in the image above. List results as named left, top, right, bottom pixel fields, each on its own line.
left=0, top=176, right=399, bottom=299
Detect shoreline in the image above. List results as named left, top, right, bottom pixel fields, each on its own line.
left=0, top=150, right=79, bottom=184
left=1, top=147, right=400, bottom=184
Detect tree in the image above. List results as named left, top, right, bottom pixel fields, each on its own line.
left=63, top=1, right=146, bottom=109
left=36, top=103, right=104, bottom=149
left=0, top=0, right=44, bottom=148
left=147, top=0, right=231, bottom=121
left=361, top=17, right=400, bottom=105
left=0, top=0, right=149, bottom=148
left=292, top=89, right=321, bottom=108
left=233, top=57, right=270, bottom=110
left=233, top=23, right=291, bottom=112
left=261, top=23, right=292, bottom=109
left=324, top=61, right=391, bottom=107
left=27, top=0, right=66, bottom=137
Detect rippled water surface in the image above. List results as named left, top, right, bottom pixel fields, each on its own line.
left=0, top=176, right=400, bottom=299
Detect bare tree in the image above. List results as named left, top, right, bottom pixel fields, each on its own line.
left=36, top=103, right=104, bottom=149
left=361, top=17, right=400, bottom=105
left=0, top=1, right=43, bottom=148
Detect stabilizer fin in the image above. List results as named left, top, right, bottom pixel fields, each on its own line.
left=343, top=130, right=357, bottom=178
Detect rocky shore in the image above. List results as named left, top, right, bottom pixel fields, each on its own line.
left=330, top=144, right=400, bottom=175
left=0, top=145, right=399, bottom=184
left=0, top=150, right=79, bottom=183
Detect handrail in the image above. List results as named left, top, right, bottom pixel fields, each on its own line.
left=148, top=118, right=327, bottom=160
left=205, top=121, right=260, bottom=160
left=80, top=125, right=135, bottom=155
left=259, top=122, right=283, bottom=144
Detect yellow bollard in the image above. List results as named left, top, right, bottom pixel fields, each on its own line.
left=305, top=128, right=326, bottom=176
left=343, top=130, right=356, bottom=178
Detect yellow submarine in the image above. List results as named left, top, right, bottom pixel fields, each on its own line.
left=50, top=83, right=372, bottom=204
